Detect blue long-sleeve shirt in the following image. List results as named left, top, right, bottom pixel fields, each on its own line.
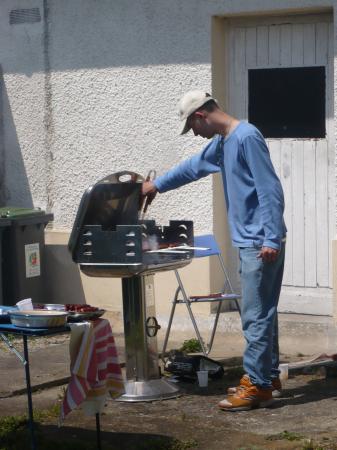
left=154, top=122, right=287, bottom=250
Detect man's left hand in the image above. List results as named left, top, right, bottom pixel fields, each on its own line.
left=257, top=246, right=279, bottom=263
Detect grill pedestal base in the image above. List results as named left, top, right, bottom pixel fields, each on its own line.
left=116, top=379, right=180, bottom=402
left=119, top=275, right=181, bottom=402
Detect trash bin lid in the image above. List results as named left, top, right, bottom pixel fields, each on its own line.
left=0, top=207, right=45, bottom=219
left=0, top=207, right=53, bottom=226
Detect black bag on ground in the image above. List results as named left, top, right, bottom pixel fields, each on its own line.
left=164, top=351, right=224, bottom=380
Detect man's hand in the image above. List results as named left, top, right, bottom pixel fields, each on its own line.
left=140, top=181, right=158, bottom=213
left=142, top=181, right=158, bottom=196
left=257, top=246, right=279, bottom=263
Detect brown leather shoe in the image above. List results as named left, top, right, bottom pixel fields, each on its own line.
left=228, top=374, right=282, bottom=398
left=219, top=378, right=274, bottom=411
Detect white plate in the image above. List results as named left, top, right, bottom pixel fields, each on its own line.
left=9, top=310, right=68, bottom=328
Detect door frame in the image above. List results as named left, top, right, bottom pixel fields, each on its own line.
left=211, top=10, right=335, bottom=315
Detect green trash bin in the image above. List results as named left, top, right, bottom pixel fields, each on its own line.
left=0, top=207, right=54, bottom=306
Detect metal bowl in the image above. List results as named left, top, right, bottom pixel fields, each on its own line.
left=9, top=310, right=68, bottom=328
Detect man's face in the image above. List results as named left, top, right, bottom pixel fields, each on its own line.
left=188, top=111, right=216, bottom=139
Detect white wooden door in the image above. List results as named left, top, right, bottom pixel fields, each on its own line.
left=226, top=14, right=334, bottom=314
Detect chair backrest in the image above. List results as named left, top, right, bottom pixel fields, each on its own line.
left=193, top=234, right=221, bottom=258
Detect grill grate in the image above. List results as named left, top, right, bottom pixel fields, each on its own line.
left=9, top=8, right=41, bottom=25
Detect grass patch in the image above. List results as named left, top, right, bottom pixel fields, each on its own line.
left=266, top=430, right=304, bottom=441
left=267, top=433, right=337, bottom=450
left=179, top=339, right=203, bottom=353
left=301, top=439, right=324, bottom=450
left=0, top=414, right=28, bottom=440
left=301, top=437, right=337, bottom=450
left=0, top=402, right=63, bottom=450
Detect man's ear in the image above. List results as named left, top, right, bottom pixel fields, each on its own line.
left=195, top=111, right=206, bottom=119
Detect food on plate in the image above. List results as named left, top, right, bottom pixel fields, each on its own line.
left=34, top=303, right=100, bottom=313
left=34, top=304, right=46, bottom=309
left=65, top=304, right=105, bottom=322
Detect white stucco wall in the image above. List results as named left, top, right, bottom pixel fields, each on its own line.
left=1, top=0, right=334, bottom=235
left=0, top=0, right=336, bottom=322
left=44, top=0, right=220, bottom=232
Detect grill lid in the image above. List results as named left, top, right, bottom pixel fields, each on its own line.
left=68, top=171, right=144, bottom=255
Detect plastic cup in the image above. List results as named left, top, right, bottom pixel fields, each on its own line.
left=278, top=363, right=289, bottom=381
left=197, top=370, right=208, bottom=387
left=16, top=298, right=33, bottom=311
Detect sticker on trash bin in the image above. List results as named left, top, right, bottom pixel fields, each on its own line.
left=25, top=243, right=40, bottom=278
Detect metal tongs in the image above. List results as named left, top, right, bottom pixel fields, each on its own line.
left=139, top=169, right=157, bottom=219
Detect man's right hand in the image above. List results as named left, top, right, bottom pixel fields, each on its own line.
left=142, top=181, right=158, bottom=196
left=140, top=181, right=158, bottom=212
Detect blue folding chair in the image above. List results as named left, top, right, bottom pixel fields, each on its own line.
left=161, top=234, right=241, bottom=358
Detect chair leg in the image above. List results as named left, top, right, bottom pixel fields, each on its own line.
left=219, top=253, right=242, bottom=316
left=218, top=254, right=235, bottom=291
left=174, top=270, right=208, bottom=356
left=235, top=299, right=241, bottom=315
left=207, top=300, right=222, bottom=355
left=161, top=286, right=180, bottom=363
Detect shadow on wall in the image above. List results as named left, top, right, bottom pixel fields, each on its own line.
left=5, top=0, right=212, bottom=75
left=0, top=69, right=33, bottom=207
left=44, top=244, right=86, bottom=304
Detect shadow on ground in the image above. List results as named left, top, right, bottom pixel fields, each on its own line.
left=1, top=422, right=188, bottom=450
left=44, top=425, right=184, bottom=450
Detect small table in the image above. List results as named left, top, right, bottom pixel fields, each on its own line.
left=0, top=323, right=102, bottom=450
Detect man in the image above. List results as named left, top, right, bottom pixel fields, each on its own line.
left=142, top=90, right=286, bottom=411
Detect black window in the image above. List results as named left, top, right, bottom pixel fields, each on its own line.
left=248, top=66, right=326, bottom=138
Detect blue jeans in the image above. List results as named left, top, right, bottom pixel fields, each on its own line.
left=239, top=244, right=285, bottom=388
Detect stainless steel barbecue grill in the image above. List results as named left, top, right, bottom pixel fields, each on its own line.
left=69, top=171, right=194, bottom=401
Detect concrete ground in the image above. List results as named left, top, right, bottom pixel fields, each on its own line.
left=1, top=313, right=337, bottom=449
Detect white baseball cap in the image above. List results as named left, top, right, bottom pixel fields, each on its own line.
left=178, top=90, right=217, bottom=135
